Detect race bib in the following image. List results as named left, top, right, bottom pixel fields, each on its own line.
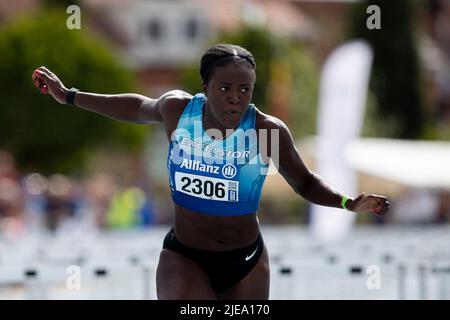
left=174, top=171, right=239, bottom=202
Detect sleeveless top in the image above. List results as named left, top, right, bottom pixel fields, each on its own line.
left=167, top=93, right=269, bottom=216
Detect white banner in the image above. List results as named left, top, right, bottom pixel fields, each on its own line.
left=309, top=40, right=374, bottom=241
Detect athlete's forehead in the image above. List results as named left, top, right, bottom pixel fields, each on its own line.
left=208, top=62, right=255, bottom=85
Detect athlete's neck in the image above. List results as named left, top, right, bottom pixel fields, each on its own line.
left=203, top=101, right=234, bottom=140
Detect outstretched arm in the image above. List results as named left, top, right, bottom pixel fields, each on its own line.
left=31, top=66, right=171, bottom=124
left=264, top=115, right=390, bottom=217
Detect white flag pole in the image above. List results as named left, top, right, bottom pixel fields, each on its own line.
left=309, top=40, right=374, bottom=241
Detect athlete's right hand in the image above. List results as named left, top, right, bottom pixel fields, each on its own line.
left=32, top=66, right=69, bottom=104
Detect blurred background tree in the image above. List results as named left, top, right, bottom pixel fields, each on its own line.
left=0, top=9, right=147, bottom=174
left=180, top=26, right=319, bottom=139
left=348, top=0, right=428, bottom=139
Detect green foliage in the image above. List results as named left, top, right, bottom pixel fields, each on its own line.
left=179, top=26, right=319, bottom=139
left=348, top=0, right=426, bottom=139
left=0, top=9, right=147, bottom=174
left=284, top=41, right=319, bottom=138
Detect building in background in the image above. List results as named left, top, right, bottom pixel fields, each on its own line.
left=81, top=0, right=313, bottom=96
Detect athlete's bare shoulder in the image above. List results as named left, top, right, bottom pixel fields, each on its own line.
left=157, top=90, right=192, bottom=124
left=158, top=90, right=192, bottom=113
left=254, top=107, right=286, bottom=131
left=137, top=89, right=192, bottom=124
left=254, top=107, right=294, bottom=159
left=153, top=90, right=194, bottom=139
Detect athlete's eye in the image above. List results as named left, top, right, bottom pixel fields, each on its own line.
left=219, top=86, right=228, bottom=92
left=240, top=87, right=250, bottom=93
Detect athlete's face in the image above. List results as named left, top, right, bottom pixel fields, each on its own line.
left=203, top=59, right=255, bottom=131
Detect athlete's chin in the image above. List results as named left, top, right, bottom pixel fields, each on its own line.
left=222, top=120, right=239, bottom=130
left=222, top=115, right=242, bottom=129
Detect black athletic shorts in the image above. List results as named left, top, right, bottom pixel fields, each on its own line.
left=162, top=227, right=264, bottom=293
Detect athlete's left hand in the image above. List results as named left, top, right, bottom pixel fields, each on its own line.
left=346, top=193, right=390, bottom=217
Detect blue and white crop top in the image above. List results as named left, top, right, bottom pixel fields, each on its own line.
left=167, top=93, right=269, bottom=216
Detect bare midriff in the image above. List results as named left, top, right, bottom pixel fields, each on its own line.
left=173, top=204, right=260, bottom=251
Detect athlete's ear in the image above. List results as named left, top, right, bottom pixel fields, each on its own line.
left=202, top=82, right=207, bottom=96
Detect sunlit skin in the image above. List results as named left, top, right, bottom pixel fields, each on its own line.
left=202, top=58, right=256, bottom=137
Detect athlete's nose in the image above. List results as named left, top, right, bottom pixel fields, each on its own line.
left=227, top=89, right=240, bottom=105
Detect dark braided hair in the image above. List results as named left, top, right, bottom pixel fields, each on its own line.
left=200, top=44, right=256, bottom=84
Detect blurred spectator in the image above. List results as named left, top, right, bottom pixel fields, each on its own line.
left=436, top=190, right=450, bottom=223
left=0, top=150, right=25, bottom=239
left=104, top=171, right=157, bottom=229
left=22, top=173, right=48, bottom=234
left=0, top=150, right=20, bottom=180
left=83, top=172, right=119, bottom=229
left=44, top=174, right=77, bottom=232
left=106, top=186, right=145, bottom=229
